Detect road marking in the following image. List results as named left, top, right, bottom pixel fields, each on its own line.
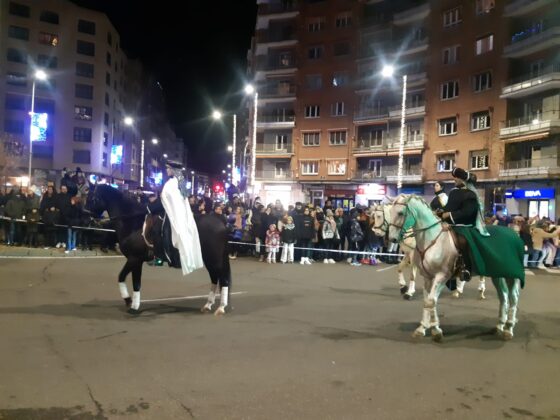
left=0, top=255, right=123, bottom=259
left=524, top=270, right=535, bottom=276
left=544, top=268, right=560, bottom=275
left=377, top=265, right=397, bottom=272
left=142, top=291, right=247, bottom=303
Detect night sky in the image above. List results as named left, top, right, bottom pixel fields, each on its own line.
left=70, top=0, right=258, bottom=174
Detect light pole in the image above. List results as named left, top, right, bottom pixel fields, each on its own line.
left=381, top=65, right=407, bottom=191
left=28, top=70, right=47, bottom=184
left=140, top=139, right=145, bottom=188
left=191, top=170, right=195, bottom=195
left=212, top=110, right=237, bottom=185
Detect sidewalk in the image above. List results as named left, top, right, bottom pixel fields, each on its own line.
left=0, top=244, right=122, bottom=258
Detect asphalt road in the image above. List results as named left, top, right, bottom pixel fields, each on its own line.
left=0, top=256, right=559, bottom=419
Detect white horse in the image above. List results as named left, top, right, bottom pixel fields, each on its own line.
left=387, top=195, right=524, bottom=341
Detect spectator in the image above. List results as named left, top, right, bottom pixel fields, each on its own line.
left=280, top=215, right=296, bottom=263
left=5, top=188, right=25, bottom=246
left=265, top=223, right=280, bottom=263
left=348, top=209, right=365, bottom=266
left=40, top=185, right=59, bottom=249
left=321, top=209, right=337, bottom=264
left=298, top=207, right=315, bottom=265
left=24, top=187, right=40, bottom=247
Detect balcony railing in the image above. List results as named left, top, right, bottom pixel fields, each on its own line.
left=255, top=143, right=294, bottom=154
left=354, top=167, right=423, bottom=181
left=256, top=58, right=297, bottom=71
left=388, top=101, right=426, bottom=117
left=354, top=135, right=425, bottom=153
left=504, top=26, right=560, bottom=57
left=354, top=107, right=389, bottom=121
left=259, top=2, right=299, bottom=14
left=257, top=30, right=297, bottom=44
left=393, top=2, right=430, bottom=24
left=500, top=114, right=560, bottom=137
left=260, top=85, right=297, bottom=98
left=500, top=156, right=560, bottom=177
left=505, top=64, right=560, bottom=86
left=502, top=64, right=560, bottom=97
left=255, top=169, right=294, bottom=180
left=505, top=0, right=555, bottom=17
left=258, top=115, right=295, bottom=123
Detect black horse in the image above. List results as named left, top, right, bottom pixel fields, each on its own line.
left=86, top=185, right=232, bottom=315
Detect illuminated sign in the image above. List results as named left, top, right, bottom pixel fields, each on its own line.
left=356, top=183, right=386, bottom=197
left=30, top=112, right=48, bottom=142
left=153, top=171, right=163, bottom=186
left=110, top=145, right=123, bottom=164
left=506, top=188, right=555, bottom=199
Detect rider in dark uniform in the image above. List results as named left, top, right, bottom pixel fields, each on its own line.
left=437, top=167, right=479, bottom=281
left=429, top=182, right=448, bottom=213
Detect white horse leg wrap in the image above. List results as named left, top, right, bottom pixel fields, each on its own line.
left=119, top=283, right=130, bottom=299
left=219, top=287, right=229, bottom=308
left=131, top=291, right=141, bottom=310
left=408, top=281, right=416, bottom=295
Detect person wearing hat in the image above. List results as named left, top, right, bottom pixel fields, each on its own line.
left=430, top=182, right=448, bottom=213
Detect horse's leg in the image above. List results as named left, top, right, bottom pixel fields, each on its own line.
left=118, top=260, right=133, bottom=307
left=129, top=259, right=143, bottom=313
left=492, top=277, right=509, bottom=336
left=478, top=276, right=487, bottom=300
left=201, top=269, right=219, bottom=313
left=405, top=262, right=416, bottom=299
left=504, top=278, right=521, bottom=340
left=214, top=251, right=232, bottom=317
left=413, top=275, right=431, bottom=338
left=429, top=275, right=447, bottom=342
left=452, top=277, right=465, bottom=299
left=398, top=251, right=409, bottom=295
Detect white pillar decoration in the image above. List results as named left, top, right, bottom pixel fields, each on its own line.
left=397, top=74, right=407, bottom=191
left=250, top=92, right=258, bottom=187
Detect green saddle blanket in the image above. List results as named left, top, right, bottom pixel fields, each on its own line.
left=453, top=225, right=525, bottom=287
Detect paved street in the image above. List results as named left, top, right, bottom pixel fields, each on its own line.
left=0, top=254, right=559, bottom=419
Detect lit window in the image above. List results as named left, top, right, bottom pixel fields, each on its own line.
left=439, top=117, right=458, bottom=136
left=39, top=32, right=59, bottom=46
left=437, top=154, right=455, bottom=172
left=74, top=106, right=93, bottom=121
left=328, top=160, right=347, bottom=175
left=476, top=0, right=495, bottom=15
left=475, top=34, right=494, bottom=55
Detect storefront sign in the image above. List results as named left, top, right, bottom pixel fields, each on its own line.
left=400, top=186, right=424, bottom=195
left=506, top=188, right=555, bottom=199
left=264, top=185, right=291, bottom=191
left=356, top=183, right=386, bottom=197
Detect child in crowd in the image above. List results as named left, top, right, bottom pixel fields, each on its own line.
left=280, top=216, right=296, bottom=263
left=265, top=223, right=280, bottom=263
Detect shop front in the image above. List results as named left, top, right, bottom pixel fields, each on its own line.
left=505, top=187, right=556, bottom=219
left=355, top=183, right=388, bottom=207
left=325, top=187, right=357, bottom=211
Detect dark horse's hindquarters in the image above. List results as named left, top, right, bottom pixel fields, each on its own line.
left=86, top=185, right=231, bottom=312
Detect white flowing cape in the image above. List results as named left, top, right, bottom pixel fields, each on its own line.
left=161, top=177, right=204, bottom=275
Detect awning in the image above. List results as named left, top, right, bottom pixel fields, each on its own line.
left=502, top=132, right=550, bottom=143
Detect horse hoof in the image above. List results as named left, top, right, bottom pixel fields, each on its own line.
left=124, top=297, right=132, bottom=307
left=201, top=303, right=213, bottom=313
left=127, top=308, right=141, bottom=315
left=399, top=286, right=408, bottom=295
left=214, top=306, right=226, bottom=317
left=403, top=293, right=412, bottom=301
left=503, top=330, right=514, bottom=341
left=479, top=291, right=486, bottom=300
left=451, top=291, right=460, bottom=299
left=412, top=328, right=425, bottom=338
left=431, top=329, right=444, bottom=343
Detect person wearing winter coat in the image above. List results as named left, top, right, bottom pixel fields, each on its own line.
left=265, top=223, right=280, bottom=263
left=321, top=210, right=337, bottom=264
left=348, top=209, right=365, bottom=266
left=280, top=216, right=297, bottom=263
left=40, top=185, right=59, bottom=248
left=298, top=207, right=315, bottom=264
left=24, top=188, right=40, bottom=247
left=64, top=196, right=83, bottom=252
left=5, top=189, right=26, bottom=245
left=55, top=185, right=72, bottom=248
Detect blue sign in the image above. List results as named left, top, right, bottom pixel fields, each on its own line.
left=110, top=145, right=123, bottom=164
left=153, top=171, right=163, bottom=186
left=30, top=112, right=48, bottom=142
left=506, top=188, right=555, bottom=199
left=400, top=186, right=425, bottom=195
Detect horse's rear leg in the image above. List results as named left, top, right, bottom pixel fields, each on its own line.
left=118, top=260, right=134, bottom=307
left=478, top=276, right=487, bottom=300
left=214, top=257, right=232, bottom=317
left=504, top=278, right=521, bottom=340
left=492, top=277, right=509, bottom=337
left=128, top=260, right=143, bottom=314
left=201, top=271, right=219, bottom=313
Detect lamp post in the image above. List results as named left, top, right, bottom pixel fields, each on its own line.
left=212, top=110, right=237, bottom=185
left=140, top=139, right=145, bottom=188
left=381, top=65, right=407, bottom=191
left=191, top=170, right=195, bottom=195
left=28, top=70, right=47, bottom=184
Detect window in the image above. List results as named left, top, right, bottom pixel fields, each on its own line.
left=328, top=160, right=347, bottom=175
left=6, top=48, right=27, bottom=64
left=308, top=17, right=325, bottom=32
left=73, top=150, right=91, bottom=164
left=5, top=94, right=26, bottom=110
left=105, top=92, right=110, bottom=106
left=471, top=111, right=490, bottom=131
left=335, top=13, right=352, bottom=28
left=333, top=42, right=350, bottom=56
left=4, top=119, right=25, bottom=134
left=473, top=71, right=492, bottom=92
left=331, top=102, right=345, bottom=116
left=439, top=117, right=458, bottom=136
left=441, top=80, right=459, bottom=100
left=105, top=52, right=111, bottom=66
left=76, top=62, right=94, bottom=78
left=40, top=10, right=59, bottom=24
left=301, top=161, right=319, bottom=175
left=470, top=150, right=489, bottom=169
left=9, top=2, right=30, bottom=18
left=332, top=72, right=349, bottom=87
left=78, top=19, right=96, bottom=35
left=437, top=154, right=455, bottom=172
left=475, top=34, right=494, bottom=55
left=443, top=7, right=461, bottom=27
left=103, top=132, right=108, bottom=146
left=329, top=130, right=347, bottom=145
left=106, top=72, right=111, bottom=86
left=35, top=98, right=55, bottom=114
left=303, top=132, right=320, bottom=146
left=75, top=84, right=93, bottom=99
left=102, top=152, right=108, bottom=167
left=275, top=163, right=288, bottom=178
left=442, top=45, right=460, bottom=65
left=73, top=128, right=92, bottom=143
left=476, top=0, right=495, bottom=15
left=77, top=40, right=95, bottom=56
left=308, top=46, right=323, bottom=59
left=8, top=25, right=29, bottom=41
left=305, top=105, right=320, bottom=118
left=75, top=106, right=92, bottom=121
left=305, top=74, right=322, bottom=90
left=275, top=134, right=288, bottom=150
left=359, top=129, right=383, bottom=147
left=39, top=32, right=58, bottom=46
left=107, top=32, right=112, bottom=45
left=104, top=112, right=109, bottom=126
left=368, top=159, right=382, bottom=177
left=6, top=72, right=26, bottom=86
left=37, top=54, right=57, bottom=69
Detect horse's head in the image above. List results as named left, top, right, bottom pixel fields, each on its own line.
left=85, top=184, right=111, bottom=217
left=388, top=194, right=415, bottom=243
left=372, top=204, right=390, bottom=237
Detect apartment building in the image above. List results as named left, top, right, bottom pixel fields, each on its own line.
left=0, top=0, right=182, bottom=189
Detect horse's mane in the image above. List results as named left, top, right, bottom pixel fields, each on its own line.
left=96, top=184, right=144, bottom=214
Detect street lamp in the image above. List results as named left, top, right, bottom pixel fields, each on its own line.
left=211, top=110, right=237, bottom=186
left=28, top=70, right=48, bottom=183
left=151, top=138, right=158, bottom=145
left=163, top=153, right=168, bottom=159
left=245, top=84, right=258, bottom=189
left=124, top=116, right=134, bottom=126
left=191, top=170, right=195, bottom=195
left=381, top=65, right=407, bottom=191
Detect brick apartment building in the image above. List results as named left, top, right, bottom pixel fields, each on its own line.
left=247, top=0, right=559, bottom=219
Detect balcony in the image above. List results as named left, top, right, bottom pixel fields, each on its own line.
left=393, top=3, right=430, bottom=25
left=354, top=167, right=424, bottom=183
left=504, top=0, right=556, bottom=17
left=400, top=37, right=429, bottom=56
left=388, top=102, right=426, bottom=119
left=255, top=57, right=297, bottom=80
left=256, top=3, right=299, bottom=30
left=260, top=84, right=297, bottom=102
left=500, top=115, right=560, bottom=139
left=255, top=169, right=294, bottom=181
left=354, top=106, right=389, bottom=123
left=255, top=30, right=298, bottom=54
left=353, top=135, right=425, bottom=155
left=255, top=143, right=294, bottom=156
left=501, top=65, right=560, bottom=99
left=499, top=156, right=560, bottom=178
left=256, top=114, right=295, bottom=129
left=504, top=25, right=560, bottom=58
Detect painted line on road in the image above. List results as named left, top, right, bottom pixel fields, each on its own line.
left=544, top=268, right=560, bottom=275
left=0, top=255, right=123, bottom=260
left=377, top=265, right=397, bottom=272
left=524, top=270, right=535, bottom=276
left=141, top=291, right=247, bottom=303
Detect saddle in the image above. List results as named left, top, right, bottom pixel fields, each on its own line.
left=443, top=223, right=472, bottom=281
left=143, top=213, right=181, bottom=269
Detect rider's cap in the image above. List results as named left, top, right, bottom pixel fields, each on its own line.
left=452, top=167, right=477, bottom=183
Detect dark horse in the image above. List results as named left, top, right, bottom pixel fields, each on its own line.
left=86, top=185, right=232, bottom=315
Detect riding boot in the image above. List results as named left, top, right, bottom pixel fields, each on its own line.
left=214, top=286, right=229, bottom=316
left=130, top=291, right=141, bottom=311
left=119, top=282, right=131, bottom=307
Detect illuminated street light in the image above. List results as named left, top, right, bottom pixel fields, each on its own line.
left=124, top=116, right=134, bottom=126
left=245, top=84, right=255, bottom=95
left=227, top=164, right=231, bottom=168
left=212, top=110, right=222, bottom=120
left=163, top=153, right=168, bottom=158
left=227, top=145, right=233, bottom=152
left=151, top=138, right=158, bottom=145
left=381, top=65, right=395, bottom=78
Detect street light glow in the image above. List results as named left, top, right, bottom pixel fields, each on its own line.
left=163, top=153, right=168, bottom=158
left=124, top=116, right=134, bottom=126
left=191, top=171, right=195, bottom=175
left=245, top=84, right=255, bottom=95
left=381, top=65, right=395, bottom=78
left=212, top=110, right=222, bottom=120
left=35, top=70, right=47, bottom=80
left=227, top=164, right=231, bottom=168
left=151, top=138, right=158, bottom=145
left=222, top=170, right=226, bottom=174
left=227, top=145, right=233, bottom=152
